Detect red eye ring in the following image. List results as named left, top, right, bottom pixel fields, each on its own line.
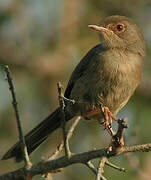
left=116, top=24, right=124, bottom=31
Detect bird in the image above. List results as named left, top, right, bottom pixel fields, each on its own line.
left=2, top=15, right=145, bottom=162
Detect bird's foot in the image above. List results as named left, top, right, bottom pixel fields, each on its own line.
left=102, top=106, right=117, bottom=123
left=102, top=123, right=114, bottom=136
left=83, top=106, right=116, bottom=136
left=101, top=106, right=117, bottom=136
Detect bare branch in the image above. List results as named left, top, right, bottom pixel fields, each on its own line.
left=85, top=161, right=97, bottom=175
left=4, top=65, right=31, bottom=168
left=105, top=161, right=126, bottom=172
left=1, top=143, right=151, bottom=179
left=47, top=116, right=81, bottom=160
left=96, top=157, right=107, bottom=180
left=57, top=82, right=71, bottom=158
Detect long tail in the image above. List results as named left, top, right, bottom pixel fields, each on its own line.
left=2, top=107, right=73, bottom=162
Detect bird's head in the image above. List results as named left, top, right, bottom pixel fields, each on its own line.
left=89, top=15, right=145, bottom=57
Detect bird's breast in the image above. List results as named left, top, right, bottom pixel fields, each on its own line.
left=96, top=49, right=143, bottom=114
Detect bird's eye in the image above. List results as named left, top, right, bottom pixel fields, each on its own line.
left=116, top=24, right=125, bottom=32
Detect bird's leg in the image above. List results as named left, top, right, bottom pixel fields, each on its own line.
left=101, top=106, right=117, bottom=127
left=83, top=107, right=116, bottom=136
left=83, top=108, right=101, bottom=118
left=102, top=107, right=117, bottom=122
left=101, top=106, right=117, bottom=136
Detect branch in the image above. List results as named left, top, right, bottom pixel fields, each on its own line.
left=96, top=157, right=107, bottom=180
left=85, top=161, right=98, bottom=175
left=4, top=65, right=31, bottom=168
left=105, top=160, right=126, bottom=172
left=1, top=143, right=151, bottom=179
left=48, top=116, right=81, bottom=161
left=42, top=116, right=81, bottom=179
left=57, top=82, right=71, bottom=158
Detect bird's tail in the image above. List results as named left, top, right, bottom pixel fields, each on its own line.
left=2, top=107, right=72, bottom=162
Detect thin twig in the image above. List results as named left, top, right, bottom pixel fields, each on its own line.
left=44, top=117, right=81, bottom=179
left=48, top=116, right=81, bottom=160
left=85, top=161, right=97, bottom=175
left=62, top=96, right=75, bottom=104
left=105, top=161, right=126, bottom=172
left=48, top=142, right=64, bottom=161
left=57, top=82, right=71, bottom=158
left=96, top=157, right=108, bottom=180
left=66, top=116, right=81, bottom=146
left=4, top=65, right=31, bottom=167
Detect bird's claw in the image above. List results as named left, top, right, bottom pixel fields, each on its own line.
left=101, top=106, right=117, bottom=136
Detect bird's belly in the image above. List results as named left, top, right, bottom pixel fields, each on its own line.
left=101, top=82, right=134, bottom=115
left=96, top=70, right=139, bottom=115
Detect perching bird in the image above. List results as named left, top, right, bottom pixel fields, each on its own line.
left=2, top=15, right=145, bottom=162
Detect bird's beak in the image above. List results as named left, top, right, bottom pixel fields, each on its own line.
left=88, top=25, right=113, bottom=35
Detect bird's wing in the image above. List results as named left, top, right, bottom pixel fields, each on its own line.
left=64, top=43, right=106, bottom=98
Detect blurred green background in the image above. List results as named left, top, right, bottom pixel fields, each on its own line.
left=0, top=0, right=151, bottom=179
